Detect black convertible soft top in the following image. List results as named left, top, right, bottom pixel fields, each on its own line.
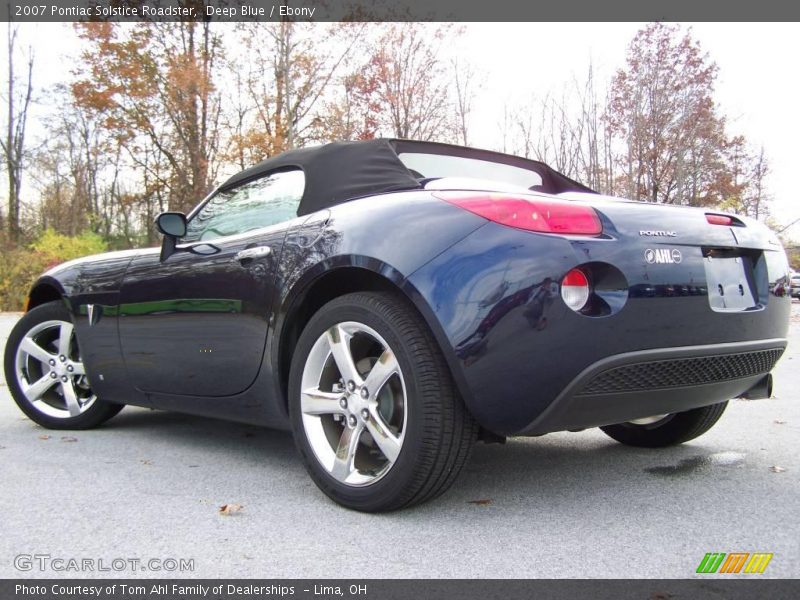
left=219, top=138, right=596, bottom=217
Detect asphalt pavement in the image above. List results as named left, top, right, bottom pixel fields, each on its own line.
left=1, top=307, right=798, bottom=579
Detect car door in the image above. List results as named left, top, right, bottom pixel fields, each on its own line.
left=118, top=169, right=305, bottom=397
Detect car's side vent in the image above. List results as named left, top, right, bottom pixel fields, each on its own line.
left=577, top=348, right=784, bottom=396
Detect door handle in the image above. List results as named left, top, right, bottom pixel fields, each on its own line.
left=235, top=246, right=272, bottom=263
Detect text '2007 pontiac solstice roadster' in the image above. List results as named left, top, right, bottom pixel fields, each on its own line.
left=4, top=139, right=790, bottom=511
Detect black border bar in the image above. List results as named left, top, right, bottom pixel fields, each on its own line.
left=3, top=579, right=800, bottom=600
left=2, top=0, right=800, bottom=22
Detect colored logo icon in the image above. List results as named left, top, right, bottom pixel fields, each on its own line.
left=696, top=552, right=773, bottom=574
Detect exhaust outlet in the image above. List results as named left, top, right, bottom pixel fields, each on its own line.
left=740, top=374, right=773, bottom=400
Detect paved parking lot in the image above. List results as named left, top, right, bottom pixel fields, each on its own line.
left=1, top=307, right=798, bottom=578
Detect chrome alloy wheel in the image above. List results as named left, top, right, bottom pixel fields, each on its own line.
left=300, top=321, right=407, bottom=486
left=14, top=319, right=96, bottom=418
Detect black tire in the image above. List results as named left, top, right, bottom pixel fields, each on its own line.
left=4, top=301, right=124, bottom=430
left=289, top=292, right=478, bottom=512
left=600, top=401, right=728, bottom=448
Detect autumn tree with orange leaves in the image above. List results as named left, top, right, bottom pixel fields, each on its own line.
left=606, top=23, right=730, bottom=206
left=72, top=20, right=221, bottom=222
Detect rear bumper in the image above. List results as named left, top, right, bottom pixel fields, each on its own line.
left=407, top=220, right=791, bottom=436
left=520, top=339, right=786, bottom=435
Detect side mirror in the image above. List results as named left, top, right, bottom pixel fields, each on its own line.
left=155, top=212, right=187, bottom=261
left=156, top=212, right=187, bottom=238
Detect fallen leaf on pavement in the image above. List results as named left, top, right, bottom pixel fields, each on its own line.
left=60, top=436, right=78, bottom=443
left=467, top=499, right=493, bottom=506
left=38, top=435, right=51, bottom=440
left=219, top=503, right=244, bottom=516
left=140, top=459, right=153, bottom=465
left=769, top=466, right=786, bottom=473
left=774, top=420, right=787, bottom=425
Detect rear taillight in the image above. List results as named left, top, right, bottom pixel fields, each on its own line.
left=706, top=213, right=734, bottom=226
left=561, top=268, right=591, bottom=312
left=434, top=191, right=602, bottom=235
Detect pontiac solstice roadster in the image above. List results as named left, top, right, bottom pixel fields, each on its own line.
left=3, top=139, right=790, bottom=511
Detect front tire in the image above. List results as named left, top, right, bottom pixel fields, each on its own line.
left=289, top=292, right=478, bottom=512
left=4, top=301, right=123, bottom=430
left=600, top=402, right=728, bottom=448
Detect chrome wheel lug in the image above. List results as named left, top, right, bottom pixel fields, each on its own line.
left=348, top=415, right=357, bottom=427
left=59, top=355, right=66, bottom=362
left=346, top=380, right=356, bottom=392
left=50, top=372, right=57, bottom=379
left=361, top=409, right=369, bottom=420
left=67, top=365, right=74, bottom=372
left=360, top=387, right=369, bottom=399
left=339, top=398, right=347, bottom=409
left=60, top=376, right=68, bottom=383
left=48, top=359, right=56, bottom=366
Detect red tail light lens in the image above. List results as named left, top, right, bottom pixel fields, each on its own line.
left=561, top=268, right=591, bottom=312
left=706, top=214, right=733, bottom=226
left=434, top=191, right=602, bottom=235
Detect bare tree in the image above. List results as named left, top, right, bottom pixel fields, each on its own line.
left=344, top=24, right=458, bottom=141
left=748, top=146, right=770, bottom=220
left=452, top=58, right=477, bottom=146
left=1, top=25, right=34, bottom=242
left=234, top=21, right=363, bottom=159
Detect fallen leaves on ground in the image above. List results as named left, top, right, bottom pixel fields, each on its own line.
left=774, top=420, right=787, bottom=425
left=467, top=499, right=493, bottom=506
left=60, top=436, right=78, bottom=443
left=219, top=503, right=244, bottom=516
left=140, top=459, right=153, bottom=466
left=38, top=435, right=51, bottom=440
left=769, top=466, right=787, bottom=473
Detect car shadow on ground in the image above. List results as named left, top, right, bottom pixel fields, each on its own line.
left=98, top=407, right=298, bottom=466
left=93, top=406, right=729, bottom=513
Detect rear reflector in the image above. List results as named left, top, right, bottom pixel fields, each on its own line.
left=561, top=268, right=591, bottom=311
left=706, top=214, right=734, bottom=226
left=434, top=191, right=602, bottom=235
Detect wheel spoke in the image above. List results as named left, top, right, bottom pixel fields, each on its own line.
left=363, top=348, right=399, bottom=397
left=301, top=387, right=346, bottom=416
left=326, top=325, right=361, bottom=384
left=331, top=423, right=363, bottom=481
left=20, top=336, right=54, bottom=365
left=365, top=407, right=402, bottom=463
left=60, top=381, right=82, bottom=417
left=57, top=322, right=74, bottom=357
left=23, top=374, right=58, bottom=402
left=70, top=361, right=86, bottom=376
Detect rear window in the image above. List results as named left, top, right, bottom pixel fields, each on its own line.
left=398, top=152, right=544, bottom=190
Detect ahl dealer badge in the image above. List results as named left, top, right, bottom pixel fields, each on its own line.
left=645, top=248, right=682, bottom=264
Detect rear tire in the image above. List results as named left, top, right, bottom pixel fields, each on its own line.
left=600, top=402, right=728, bottom=448
left=4, top=301, right=124, bottom=430
left=289, top=292, right=478, bottom=512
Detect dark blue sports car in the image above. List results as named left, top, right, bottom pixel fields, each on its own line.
left=3, top=139, right=790, bottom=511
